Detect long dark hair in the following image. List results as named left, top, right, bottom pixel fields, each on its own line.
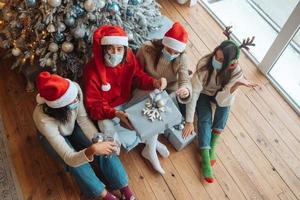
left=197, top=43, right=242, bottom=88
left=102, top=45, right=128, bottom=64
left=42, top=93, right=80, bottom=124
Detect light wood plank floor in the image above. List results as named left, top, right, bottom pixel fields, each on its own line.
left=0, top=1, right=299, bottom=199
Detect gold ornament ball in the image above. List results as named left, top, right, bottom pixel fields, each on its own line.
left=62, top=41, right=74, bottom=53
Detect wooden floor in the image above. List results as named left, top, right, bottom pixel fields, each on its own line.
left=1, top=0, right=300, bottom=199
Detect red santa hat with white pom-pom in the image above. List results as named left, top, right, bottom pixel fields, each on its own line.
left=92, top=25, right=129, bottom=91
left=36, top=71, right=78, bottom=108
left=162, top=22, right=188, bottom=53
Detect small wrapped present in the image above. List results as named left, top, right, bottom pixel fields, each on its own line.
left=164, top=123, right=196, bottom=151
left=125, top=89, right=182, bottom=141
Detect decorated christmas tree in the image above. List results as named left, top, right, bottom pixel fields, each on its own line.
left=0, top=0, right=161, bottom=79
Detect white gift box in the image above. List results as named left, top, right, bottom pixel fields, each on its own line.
left=125, top=90, right=182, bottom=141
left=164, top=127, right=196, bottom=151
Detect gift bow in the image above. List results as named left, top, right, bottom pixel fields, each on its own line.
left=142, top=89, right=168, bottom=122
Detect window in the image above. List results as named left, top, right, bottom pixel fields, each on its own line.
left=199, top=0, right=300, bottom=113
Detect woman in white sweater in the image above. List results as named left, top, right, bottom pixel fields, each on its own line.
left=182, top=27, right=258, bottom=183
left=33, top=72, right=135, bottom=200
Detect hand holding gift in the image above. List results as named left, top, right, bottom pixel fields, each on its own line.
left=176, top=87, right=190, bottom=99
left=153, top=77, right=167, bottom=90
left=91, top=141, right=117, bottom=156
left=182, top=122, right=195, bottom=139
left=115, top=110, right=134, bottom=130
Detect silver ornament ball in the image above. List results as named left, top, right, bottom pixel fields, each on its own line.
left=96, top=0, right=106, bottom=9
left=87, top=12, right=96, bottom=21
left=127, top=32, right=134, bottom=40
left=156, top=99, right=165, bottom=108
left=45, top=58, right=53, bottom=66
left=12, top=47, right=21, bottom=56
left=178, top=124, right=185, bottom=130
left=57, top=22, right=66, bottom=32
left=138, top=16, right=147, bottom=27
left=26, top=0, right=37, bottom=7
left=84, top=0, right=96, bottom=12
left=46, top=23, right=56, bottom=33
left=62, top=41, right=74, bottom=53
left=48, top=42, right=59, bottom=52
left=107, top=2, right=120, bottom=13
left=72, top=26, right=86, bottom=39
left=47, top=0, right=61, bottom=7
left=64, top=16, right=76, bottom=27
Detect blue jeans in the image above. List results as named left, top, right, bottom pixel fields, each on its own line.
left=38, top=124, right=128, bottom=198
left=196, top=93, right=230, bottom=149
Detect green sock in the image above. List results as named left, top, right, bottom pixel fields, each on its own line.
left=210, top=131, right=221, bottom=165
left=201, top=149, right=213, bottom=179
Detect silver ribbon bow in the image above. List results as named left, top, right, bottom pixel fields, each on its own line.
left=142, top=89, right=167, bottom=122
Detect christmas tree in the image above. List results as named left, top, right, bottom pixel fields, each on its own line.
left=0, top=0, right=161, bottom=79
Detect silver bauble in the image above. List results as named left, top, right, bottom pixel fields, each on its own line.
left=72, top=26, right=86, bottom=39
left=87, top=12, right=96, bottom=21
left=48, top=42, right=59, bottom=52
left=64, top=15, right=76, bottom=27
left=156, top=99, right=165, bottom=108
left=47, top=0, right=61, bottom=7
left=45, top=58, right=53, bottom=66
left=84, top=0, right=95, bottom=12
left=26, top=0, right=37, bottom=7
left=96, top=0, right=106, bottom=9
left=138, top=16, right=147, bottom=27
left=57, top=22, right=66, bottom=32
left=127, top=32, right=134, bottom=40
left=178, top=124, right=185, bottom=130
left=62, top=41, right=74, bottom=53
left=46, top=23, right=56, bottom=33
left=12, top=47, right=21, bottom=56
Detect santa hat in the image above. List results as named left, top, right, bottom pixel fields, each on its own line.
left=92, top=25, right=128, bottom=91
left=36, top=72, right=78, bottom=108
left=162, top=22, right=188, bottom=53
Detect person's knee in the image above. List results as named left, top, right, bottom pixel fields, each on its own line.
left=98, top=120, right=116, bottom=133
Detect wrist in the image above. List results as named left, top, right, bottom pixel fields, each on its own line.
left=85, top=145, right=95, bottom=158
left=115, top=110, right=121, bottom=118
left=152, top=79, right=157, bottom=87
left=230, top=83, right=239, bottom=93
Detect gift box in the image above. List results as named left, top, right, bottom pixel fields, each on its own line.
left=92, top=132, right=122, bottom=155
left=125, top=90, right=182, bottom=141
left=164, top=126, right=196, bottom=151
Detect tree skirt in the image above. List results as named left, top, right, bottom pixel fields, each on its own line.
left=0, top=114, right=23, bottom=200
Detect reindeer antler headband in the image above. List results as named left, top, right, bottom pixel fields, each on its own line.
left=221, top=26, right=255, bottom=60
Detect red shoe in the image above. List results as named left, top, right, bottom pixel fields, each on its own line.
left=210, top=160, right=216, bottom=166
left=204, top=177, right=214, bottom=183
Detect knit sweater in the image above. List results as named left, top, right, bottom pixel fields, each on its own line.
left=84, top=49, right=155, bottom=121
left=136, top=40, right=192, bottom=103
left=33, top=82, right=98, bottom=167
left=185, top=61, right=243, bottom=123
